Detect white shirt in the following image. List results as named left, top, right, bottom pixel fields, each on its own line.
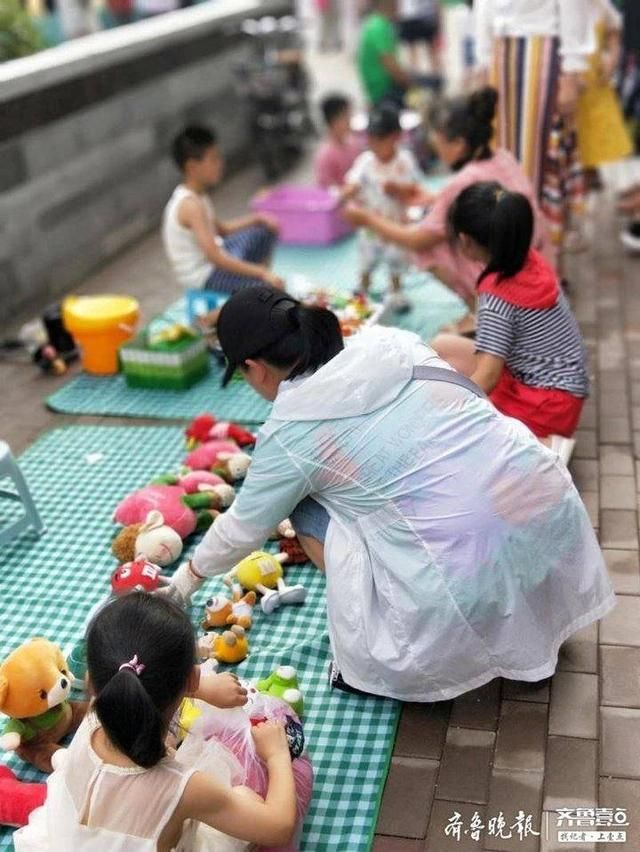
left=346, top=148, right=421, bottom=222
left=399, top=0, right=437, bottom=20
left=473, top=0, right=596, bottom=72
left=162, top=185, right=221, bottom=290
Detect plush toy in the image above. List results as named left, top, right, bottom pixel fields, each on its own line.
left=111, top=556, right=170, bottom=595
left=114, top=485, right=226, bottom=541
left=111, top=510, right=184, bottom=566
left=176, top=693, right=313, bottom=852
left=203, top=625, right=249, bottom=665
left=201, top=586, right=257, bottom=631
left=278, top=535, right=309, bottom=565
left=185, top=413, right=256, bottom=449
left=0, top=766, right=46, bottom=827
left=225, top=551, right=306, bottom=615
left=152, top=469, right=236, bottom=502
left=0, top=639, right=88, bottom=773
left=257, top=665, right=304, bottom=717
left=184, top=440, right=251, bottom=482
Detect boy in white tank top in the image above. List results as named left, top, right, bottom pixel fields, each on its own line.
left=162, top=126, right=284, bottom=326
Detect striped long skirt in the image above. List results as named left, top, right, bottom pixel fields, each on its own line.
left=491, top=35, right=585, bottom=251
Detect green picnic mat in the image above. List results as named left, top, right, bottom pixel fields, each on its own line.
left=46, top=240, right=466, bottom=422
left=0, top=426, right=400, bottom=852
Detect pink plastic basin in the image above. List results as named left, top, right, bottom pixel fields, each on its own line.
left=251, top=185, right=353, bottom=245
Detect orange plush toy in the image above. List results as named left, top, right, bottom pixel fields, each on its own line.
left=0, top=639, right=88, bottom=773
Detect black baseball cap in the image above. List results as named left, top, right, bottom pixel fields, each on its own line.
left=217, top=285, right=300, bottom=386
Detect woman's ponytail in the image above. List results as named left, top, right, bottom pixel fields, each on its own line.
left=448, top=181, right=534, bottom=281
left=251, top=303, right=343, bottom=380
left=430, top=86, right=498, bottom=166
left=87, top=593, right=195, bottom=769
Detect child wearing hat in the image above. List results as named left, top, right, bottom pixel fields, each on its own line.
left=342, top=106, right=422, bottom=312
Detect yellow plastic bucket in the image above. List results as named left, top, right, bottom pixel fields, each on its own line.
left=63, top=295, right=139, bottom=375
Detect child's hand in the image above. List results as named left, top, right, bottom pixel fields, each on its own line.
left=197, top=671, right=248, bottom=708
left=343, top=202, right=370, bottom=227
left=252, top=720, right=290, bottom=763
left=261, top=270, right=285, bottom=290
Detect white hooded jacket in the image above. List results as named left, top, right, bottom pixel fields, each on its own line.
left=193, top=326, right=613, bottom=701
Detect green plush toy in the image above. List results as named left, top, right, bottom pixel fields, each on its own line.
left=256, top=665, right=304, bottom=717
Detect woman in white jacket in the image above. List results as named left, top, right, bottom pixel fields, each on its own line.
left=473, top=0, right=595, bottom=254
left=169, top=286, right=614, bottom=702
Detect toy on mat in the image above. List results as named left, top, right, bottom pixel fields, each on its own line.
left=225, top=550, right=306, bottom=615
left=111, top=556, right=169, bottom=595
left=111, top=510, right=184, bottom=566
left=0, top=639, right=88, bottom=773
left=0, top=766, right=46, bottom=828
left=175, top=692, right=313, bottom=850
left=151, top=469, right=236, bottom=502
left=114, top=483, right=230, bottom=542
left=184, top=439, right=251, bottom=482
left=278, top=535, right=309, bottom=565
left=256, top=665, right=304, bottom=717
left=204, top=625, right=249, bottom=665
left=202, top=586, right=257, bottom=631
left=185, top=413, right=256, bottom=449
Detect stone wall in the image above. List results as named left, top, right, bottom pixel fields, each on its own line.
left=0, top=0, right=292, bottom=323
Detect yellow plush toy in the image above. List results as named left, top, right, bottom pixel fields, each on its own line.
left=224, top=551, right=306, bottom=615
left=0, top=639, right=88, bottom=772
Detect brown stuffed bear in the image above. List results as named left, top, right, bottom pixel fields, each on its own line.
left=0, top=638, right=88, bottom=773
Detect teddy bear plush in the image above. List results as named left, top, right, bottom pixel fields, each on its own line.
left=0, top=638, right=88, bottom=773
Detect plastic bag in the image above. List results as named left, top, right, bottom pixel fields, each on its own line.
left=176, top=689, right=313, bottom=852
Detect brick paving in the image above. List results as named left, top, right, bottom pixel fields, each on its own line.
left=1, top=49, right=640, bottom=852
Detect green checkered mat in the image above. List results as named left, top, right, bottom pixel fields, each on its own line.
left=46, top=240, right=466, bottom=423
left=0, top=425, right=400, bottom=852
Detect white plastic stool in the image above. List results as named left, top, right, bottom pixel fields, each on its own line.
left=0, top=441, right=45, bottom=546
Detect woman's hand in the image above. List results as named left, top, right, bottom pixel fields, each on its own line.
left=343, top=202, right=371, bottom=228
left=196, top=671, right=248, bottom=708
left=252, top=720, right=290, bottom=764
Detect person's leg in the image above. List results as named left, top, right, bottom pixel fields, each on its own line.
left=224, top=224, right=277, bottom=266
left=289, top=496, right=328, bottom=572
left=431, top=332, right=478, bottom=376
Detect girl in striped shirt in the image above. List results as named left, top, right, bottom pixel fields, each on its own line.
left=433, top=181, right=588, bottom=439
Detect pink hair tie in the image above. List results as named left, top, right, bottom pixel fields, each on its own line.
left=119, top=655, right=145, bottom=676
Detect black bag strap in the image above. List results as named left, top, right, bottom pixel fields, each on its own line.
left=411, top=364, right=487, bottom=399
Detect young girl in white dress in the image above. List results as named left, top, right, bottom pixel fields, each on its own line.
left=13, top=593, right=297, bottom=852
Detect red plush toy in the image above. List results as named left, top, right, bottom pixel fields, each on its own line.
left=111, top=558, right=169, bottom=595
left=185, top=414, right=256, bottom=449
left=0, top=765, right=45, bottom=827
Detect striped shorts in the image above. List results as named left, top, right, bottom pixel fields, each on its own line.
left=204, top=224, right=277, bottom=294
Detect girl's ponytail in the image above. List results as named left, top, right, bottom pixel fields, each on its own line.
left=448, top=181, right=534, bottom=281
left=87, top=593, right=195, bottom=769
left=93, top=666, right=165, bottom=768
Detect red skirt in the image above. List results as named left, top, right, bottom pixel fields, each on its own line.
left=490, top=368, right=584, bottom=438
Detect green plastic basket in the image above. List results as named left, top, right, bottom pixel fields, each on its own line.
left=119, top=320, right=210, bottom=390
